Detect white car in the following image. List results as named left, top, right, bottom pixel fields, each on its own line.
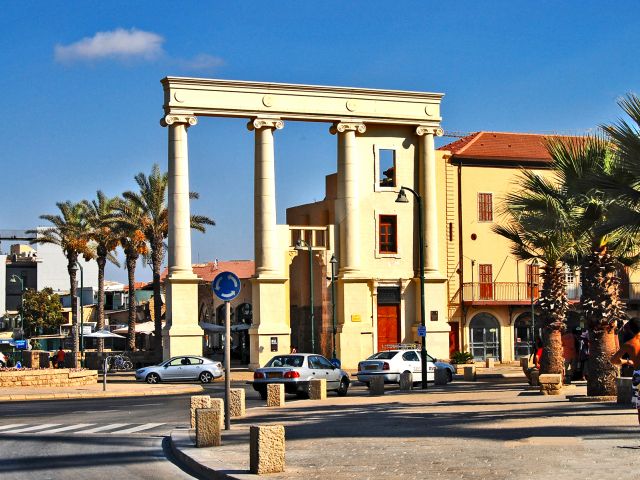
left=355, top=346, right=455, bottom=386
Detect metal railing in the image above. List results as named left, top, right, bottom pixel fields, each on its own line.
left=462, top=282, right=640, bottom=303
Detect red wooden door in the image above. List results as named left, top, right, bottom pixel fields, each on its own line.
left=479, top=264, right=493, bottom=299
left=377, top=304, right=400, bottom=352
left=526, top=264, right=540, bottom=298
left=449, top=322, right=460, bottom=357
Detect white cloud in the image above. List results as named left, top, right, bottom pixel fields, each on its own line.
left=54, top=28, right=165, bottom=63
left=176, top=53, right=225, bottom=71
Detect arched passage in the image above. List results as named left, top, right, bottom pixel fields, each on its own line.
left=513, top=312, right=542, bottom=358
left=469, top=313, right=501, bottom=360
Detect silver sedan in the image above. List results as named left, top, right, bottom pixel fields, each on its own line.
left=135, top=356, right=223, bottom=384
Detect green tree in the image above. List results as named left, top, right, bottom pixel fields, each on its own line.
left=121, top=164, right=214, bottom=351
left=28, top=201, right=93, bottom=358
left=493, top=171, right=580, bottom=374
left=19, top=288, right=64, bottom=337
left=84, top=191, right=121, bottom=352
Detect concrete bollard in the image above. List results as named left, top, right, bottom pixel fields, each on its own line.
left=399, top=371, right=413, bottom=390
left=434, top=368, right=448, bottom=385
left=229, top=388, right=246, bottom=417
left=520, top=357, right=531, bottom=371
left=369, top=375, right=385, bottom=395
left=309, top=379, right=327, bottom=400
left=530, top=369, right=540, bottom=386
left=190, top=395, right=212, bottom=428
left=267, top=383, right=285, bottom=407
left=463, top=365, right=476, bottom=381
left=539, top=374, right=563, bottom=395
left=195, top=408, right=222, bottom=447
left=250, top=425, right=285, bottom=474
left=617, top=377, right=633, bottom=405
left=485, top=357, right=495, bottom=369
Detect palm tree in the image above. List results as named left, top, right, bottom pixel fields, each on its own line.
left=493, top=171, right=580, bottom=374
left=544, top=135, right=628, bottom=395
left=114, top=199, right=149, bottom=351
left=28, top=201, right=93, bottom=359
left=122, top=164, right=214, bottom=351
left=84, top=192, right=120, bottom=352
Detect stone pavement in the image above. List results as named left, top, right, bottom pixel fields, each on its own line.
left=172, top=377, right=640, bottom=480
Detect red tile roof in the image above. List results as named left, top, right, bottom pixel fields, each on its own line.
left=123, top=281, right=152, bottom=292
left=439, top=131, right=577, bottom=162
left=160, top=260, right=255, bottom=283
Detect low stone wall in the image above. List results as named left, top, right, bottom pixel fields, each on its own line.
left=0, top=369, right=98, bottom=387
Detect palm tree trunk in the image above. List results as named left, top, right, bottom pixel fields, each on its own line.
left=126, top=253, right=137, bottom=351
left=96, top=255, right=106, bottom=352
left=587, top=329, right=618, bottom=395
left=538, top=264, right=568, bottom=375
left=67, top=253, right=79, bottom=359
left=151, top=239, right=163, bottom=352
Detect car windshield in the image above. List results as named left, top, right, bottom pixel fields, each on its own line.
left=368, top=352, right=398, bottom=360
left=265, top=355, right=304, bottom=368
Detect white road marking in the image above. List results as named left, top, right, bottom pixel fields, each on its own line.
left=0, top=424, right=28, bottom=431
left=71, top=409, right=120, bottom=414
left=109, top=423, right=165, bottom=434
left=75, top=423, right=130, bottom=433
left=10, top=424, right=61, bottom=433
left=37, top=423, right=95, bottom=434
left=130, top=403, right=162, bottom=407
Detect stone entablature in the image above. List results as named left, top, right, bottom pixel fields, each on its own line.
left=0, top=369, right=97, bottom=387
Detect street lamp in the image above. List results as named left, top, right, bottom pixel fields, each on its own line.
left=330, top=254, right=338, bottom=360
left=395, top=186, right=428, bottom=390
left=70, top=262, right=84, bottom=365
left=295, top=239, right=315, bottom=353
left=9, top=275, right=24, bottom=335
left=530, top=258, right=539, bottom=358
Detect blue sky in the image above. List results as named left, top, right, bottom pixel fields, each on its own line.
left=1, top=1, right=638, bottom=283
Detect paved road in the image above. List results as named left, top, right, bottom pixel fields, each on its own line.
left=0, top=381, right=267, bottom=479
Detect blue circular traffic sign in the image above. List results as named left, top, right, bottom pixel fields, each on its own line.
left=212, top=271, right=241, bottom=301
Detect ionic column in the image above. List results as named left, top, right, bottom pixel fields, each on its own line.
left=248, top=118, right=284, bottom=276
left=162, top=114, right=198, bottom=277
left=416, top=126, right=444, bottom=274
left=331, top=122, right=366, bottom=275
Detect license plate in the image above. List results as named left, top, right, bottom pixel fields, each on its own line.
left=267, top=372, right=282, bottom=378
left=365, top=365, right=378, bottom=371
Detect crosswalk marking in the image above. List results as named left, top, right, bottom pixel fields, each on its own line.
left=75, top=423, right=130, bottom=434
left=37, top=423, right=95, bottom=434
left=109, top=423, right=165, bottom=434
left=10, top=424, right=61, bottom=433
left=0, top=424, right=28, bottom=432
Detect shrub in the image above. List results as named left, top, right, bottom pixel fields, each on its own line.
left=450, top=351, right=474, bottom=364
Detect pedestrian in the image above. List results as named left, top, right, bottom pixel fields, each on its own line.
left=578, top=330, right=590, bottom=379
left=55, top=346, right=66, bottom=368
left=619, top=319, right=638, bottom=377
left=611, top=317, right=640, bottom=425
left=561, top=329, right=577, bottom=384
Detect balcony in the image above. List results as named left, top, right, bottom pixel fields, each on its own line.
left=461, top=282, right=640, bottom=305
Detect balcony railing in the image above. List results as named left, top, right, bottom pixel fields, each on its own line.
left=462, top=282, right=640, bottom=303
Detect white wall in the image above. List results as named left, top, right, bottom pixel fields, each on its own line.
left=35, top=236, right=98, bottom=293
left=0, top=255, right=6, bottom=316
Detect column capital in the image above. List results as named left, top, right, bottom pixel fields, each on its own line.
left=415, top=126, right=444, bottom=137
left=247, top=118, right=284, bottom=131
left=330, top=122, right=366, bottom=135
left=160, top=114, right=198, bottom=128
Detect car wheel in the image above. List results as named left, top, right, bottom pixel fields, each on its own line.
left=446, top=370, right=453, bottom=383
left=199, top=371, right=213, bottom=383
left=296, top=383, right=311, bottom=399
left=146, top=373, right=160, bottom=384
left=259, top=389, right=268, bottom=400
left=337, top=377, right=349, bottom=396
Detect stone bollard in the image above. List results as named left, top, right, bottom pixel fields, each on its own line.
left=399, top=371, right=413, bottom=390
left=463, top=365, right=476, bottom=381
left=229, top=388, right=246, bottom=417
left=530, top=369, right=540, bottom=386
left=250, top=425, right=285, bottom=474
left=369, top=375, right=385, bottom=395
left=485, top=357, right=495, bottom=369
left=539, top=374, right=563, bottom=395
left=195, top=408, right=222, bottom=447
left=267, top=384, right=285, bottom=407
left=190, top=395, right=212, bottom=428
left=520, top=357, right=530, bottom=370
left=434, top=368, right=448, bottom=386
left=309, top=379, right=327, bottom=400
left=617, top=377, right=633, bottom=405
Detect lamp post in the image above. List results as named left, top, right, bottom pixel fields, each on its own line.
left=295, top=239, right=315, bottom=353
left=71, top=262, right=85, bottom=365
left=395, top=186, right=428, bottom=390
left=9, top=275, right=24, bottom=336
left=330, top=254, right=338, bottom=360
left=530, top=258, right=539, bottom=357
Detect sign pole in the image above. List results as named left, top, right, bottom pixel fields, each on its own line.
left=224, top=300, right=231, bottom=431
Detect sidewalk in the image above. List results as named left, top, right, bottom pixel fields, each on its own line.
left=171, top=377, right=639, bottom=480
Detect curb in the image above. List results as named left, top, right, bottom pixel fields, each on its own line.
left=0, top=385, right=204, bottom=402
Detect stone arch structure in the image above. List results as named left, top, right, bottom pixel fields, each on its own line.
left=161, top=77, right=444, bottom=368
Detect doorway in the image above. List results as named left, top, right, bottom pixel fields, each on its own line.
left=469, top=313, right=501, bottom=360
left=377, top=287, right=401, bottom=352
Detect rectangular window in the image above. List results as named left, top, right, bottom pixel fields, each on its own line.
left=526, top=264, right=540, bottom=298
left=479, top=264, right=493, bottom=299
left=379, top=215, right=397, bottom=254
left=378, top=149, right=396, bottom=187
left=478, top=193, right=493, bottom=222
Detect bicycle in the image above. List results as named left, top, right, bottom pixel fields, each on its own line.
left=107, top=354, right=133, bottom=371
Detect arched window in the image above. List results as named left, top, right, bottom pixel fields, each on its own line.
left=469, top=313, right=501, bottom=361
left=513, top=312, right=542, bottom=358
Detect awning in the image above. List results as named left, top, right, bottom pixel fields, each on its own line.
left=113, top=321, right=164, bottom=335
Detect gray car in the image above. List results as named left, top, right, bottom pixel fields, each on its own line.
left=135, top=356, right=223, bottom=384
left=251, top=353, right=350, bottom=399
